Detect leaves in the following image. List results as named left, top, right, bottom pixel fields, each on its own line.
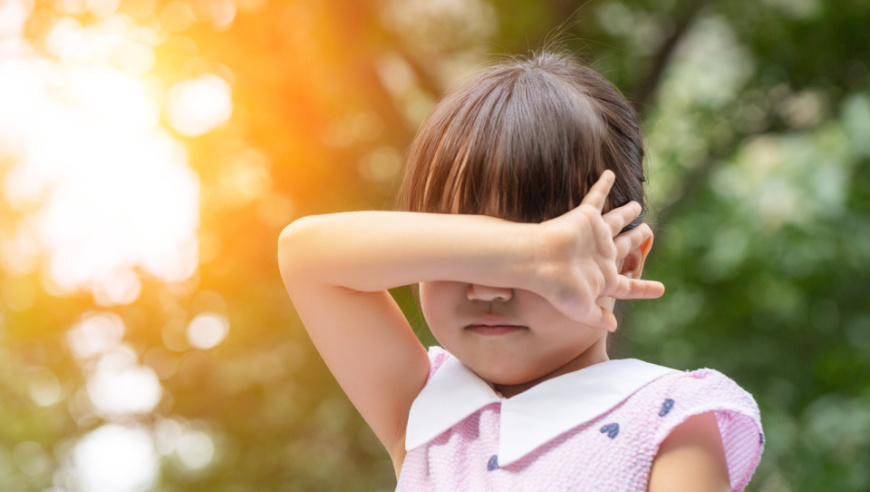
left=0, top=0, right=868, bottom=490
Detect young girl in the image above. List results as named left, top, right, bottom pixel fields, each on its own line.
left=278, top=52, right=763, bottom=491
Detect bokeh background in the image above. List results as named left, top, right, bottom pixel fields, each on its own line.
left=0, top=0, right=868, bottom=490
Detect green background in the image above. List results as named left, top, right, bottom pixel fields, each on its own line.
left=2, top=0, right=869, bottom=490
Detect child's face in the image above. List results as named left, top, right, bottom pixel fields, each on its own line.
left=419, top=281, right=610, bottom=393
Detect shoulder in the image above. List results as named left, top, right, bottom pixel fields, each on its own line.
left=651, top=368, right=762, bottom=445
left=644, top=367, right=764, bottom=492
left=656, top=369, right=761, bottom=424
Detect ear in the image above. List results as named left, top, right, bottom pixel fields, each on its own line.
left=620, top=231, right=654, bottom=279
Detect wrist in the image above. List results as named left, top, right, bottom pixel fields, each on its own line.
left=519, top=221, right=557, bottom=297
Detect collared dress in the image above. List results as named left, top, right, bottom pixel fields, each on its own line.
left=397, top=346, right=764, bottom=492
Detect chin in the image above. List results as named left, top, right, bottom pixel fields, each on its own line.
left=472, top=361, right=543, bottom=386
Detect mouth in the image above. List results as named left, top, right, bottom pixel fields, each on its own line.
left=465, top=317, right=527, bottom=336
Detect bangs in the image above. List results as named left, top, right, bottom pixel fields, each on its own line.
left=400, top=53, right=646, bottom=226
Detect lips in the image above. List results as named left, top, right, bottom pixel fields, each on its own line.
left=466, top=325, right=526, bottom=335
left=465, top=316, right=527, bottom=336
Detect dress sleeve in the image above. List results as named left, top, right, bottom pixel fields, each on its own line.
left=653, top=369, right=764, bottom=492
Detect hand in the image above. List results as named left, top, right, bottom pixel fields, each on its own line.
left=533, top=170, right=665, bottom=331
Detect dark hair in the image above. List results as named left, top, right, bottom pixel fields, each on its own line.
left=399, top=52, right=646, bottom=229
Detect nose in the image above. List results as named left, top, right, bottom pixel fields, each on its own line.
left=466, top=284, right=513, bottom=303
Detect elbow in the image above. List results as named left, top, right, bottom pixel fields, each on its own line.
left=277, top=216, right=317, bottom=279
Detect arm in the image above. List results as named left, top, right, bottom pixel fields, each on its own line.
left=647, top=411, right=732, bottom=492
left=277, top=171, right=661, bottom=472
left=279, top=211, right=536, bottom=472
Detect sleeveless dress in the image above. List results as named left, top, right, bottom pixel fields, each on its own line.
left=396, top=346, right=763, bottom=491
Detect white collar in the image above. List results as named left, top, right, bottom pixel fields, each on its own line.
left=405, top=354, right=677, bottom=467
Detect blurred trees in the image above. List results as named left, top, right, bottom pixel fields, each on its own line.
left=1, top=0, right=868, bottom=490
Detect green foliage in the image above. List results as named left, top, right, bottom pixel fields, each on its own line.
left=1, top=0, right=868, bottom=490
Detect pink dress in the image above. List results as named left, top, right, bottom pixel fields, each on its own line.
left=396, top=347, right=763, bottom=491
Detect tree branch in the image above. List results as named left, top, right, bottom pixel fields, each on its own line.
left=633, top=0, right=714, bottom=118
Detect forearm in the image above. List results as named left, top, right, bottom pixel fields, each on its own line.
left=278, top=211, right=538, bottom=293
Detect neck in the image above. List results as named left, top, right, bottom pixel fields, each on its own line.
left=493, top=336, right=609, bottom=398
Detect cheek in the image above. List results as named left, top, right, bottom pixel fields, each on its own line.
left=419, top=281, right=462, bottom=338
left=417, top=282, right=437, bottom=321
left=521, top=295, right=604, bottom=348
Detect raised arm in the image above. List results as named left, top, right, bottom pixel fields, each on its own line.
left=278, top=211, right=538, bottom=472
left=276, top=171, right=663, bottom=473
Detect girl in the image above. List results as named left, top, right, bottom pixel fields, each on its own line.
left=278, top=52, right=763, bottom=491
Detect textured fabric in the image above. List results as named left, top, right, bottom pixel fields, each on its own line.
left=396, top=347, right=764, bottom=492
left=405, top=353, right=678, bottom=467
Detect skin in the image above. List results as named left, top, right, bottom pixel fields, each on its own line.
left=278, top=171, right=729, bottom=489
left=647, top=411, right=732, bottom=492
left=419, top=281, right=613, bottom=398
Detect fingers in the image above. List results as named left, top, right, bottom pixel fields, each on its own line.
left=609, top=276, right=665, bottom=300
left=580, top=170, right=615, bottom=211
left=592, top=301, right=619, bottom=332
left=614, top=223, right=652, bottom=260
left=603, top=201, right=642, bottom=236
left=598, top=308, right=618, bottom=333
left=582, top=280, right=661, bottom=332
